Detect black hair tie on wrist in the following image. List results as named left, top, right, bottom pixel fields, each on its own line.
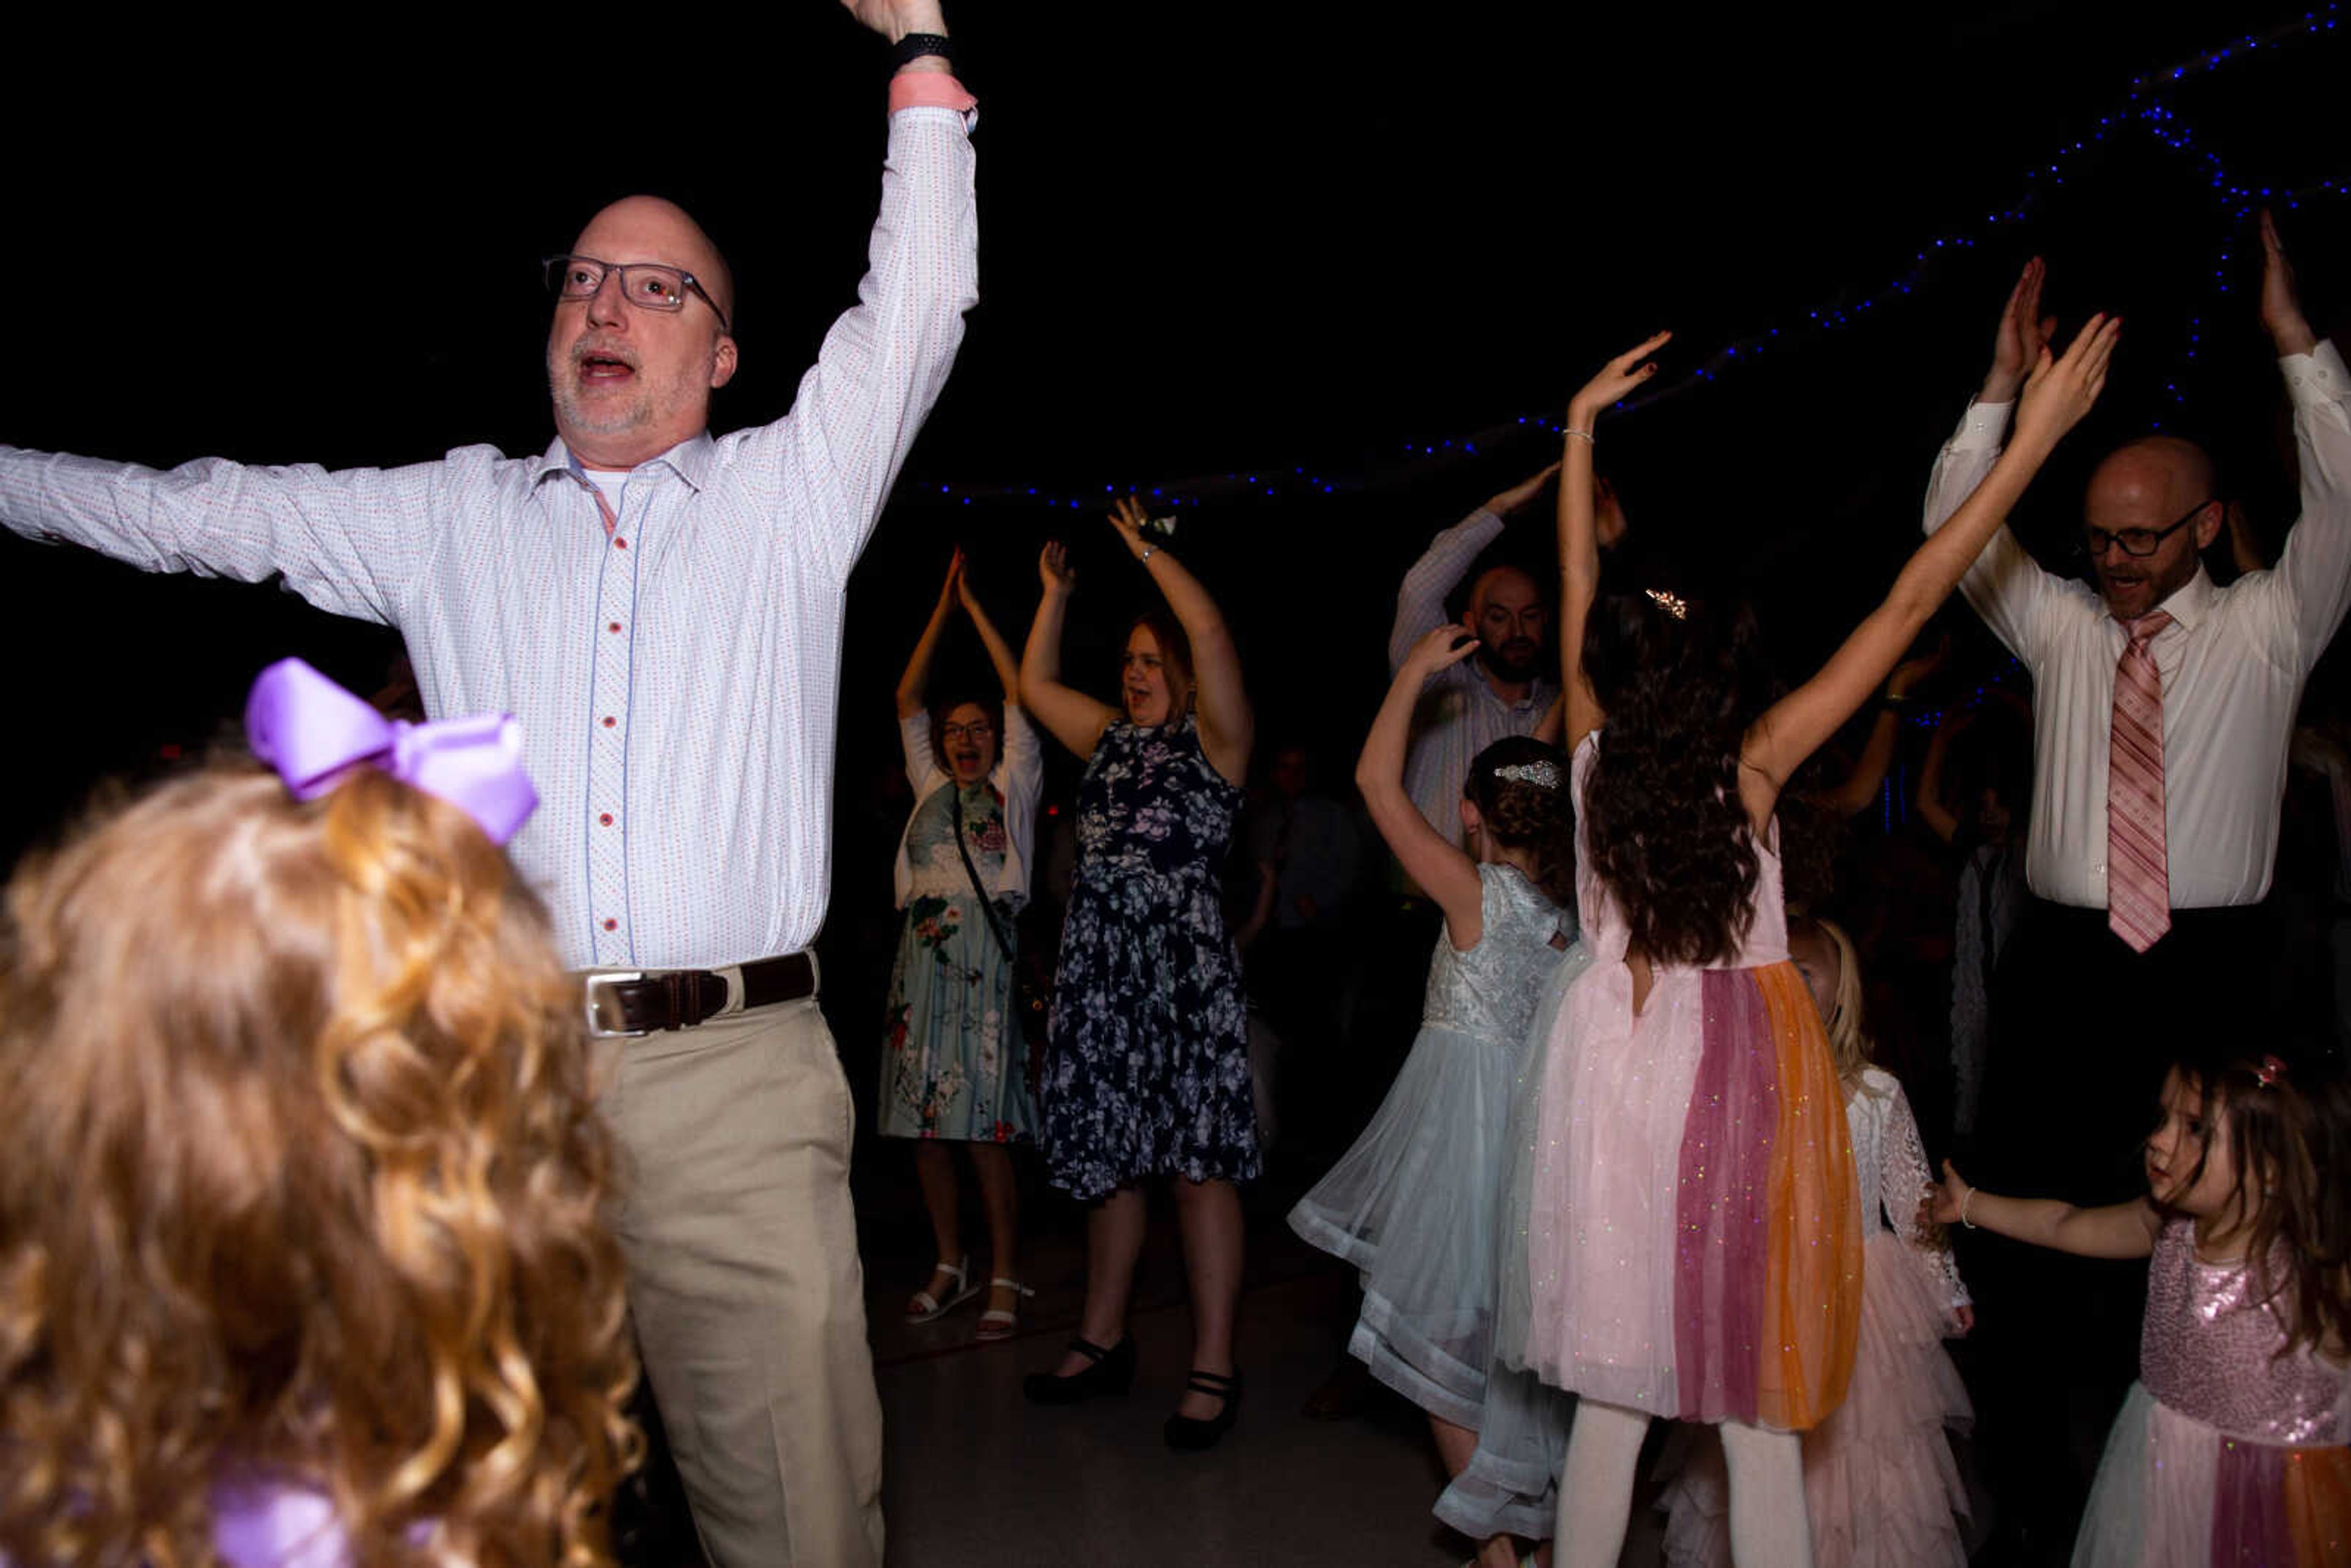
left=893, top=31, right=953, bottom=69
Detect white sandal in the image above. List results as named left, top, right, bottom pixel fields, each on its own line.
left=904, top=1255, right=979, bottom=1324
left=974, top=1277, right=1035, bottom=1342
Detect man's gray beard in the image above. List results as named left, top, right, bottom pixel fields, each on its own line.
left=548, top=361, right=649, bottom=438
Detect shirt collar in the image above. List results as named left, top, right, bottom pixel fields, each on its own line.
left=533, top=429, right=718, bottom=493
left=2142, top=564, right=2214, bottom=634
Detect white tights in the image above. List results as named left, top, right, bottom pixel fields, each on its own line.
left=1552, top=1400, right=1813, bottom=1568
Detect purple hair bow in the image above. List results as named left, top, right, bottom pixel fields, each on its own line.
left=244, top=658, right=538, bottom=846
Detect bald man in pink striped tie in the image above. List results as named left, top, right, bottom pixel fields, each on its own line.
left=1916, top=214, right=2350, bottom=1559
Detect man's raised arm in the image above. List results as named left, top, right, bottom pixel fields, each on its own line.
left=2242, top=211, right=2351, bottom=671
left=1922, top=256, right=2066, bottom=662
left=0, top=444, right=447, bottom=629
left=1387, top=461, right=1558, bottom=675
left=746, top=0, right=980, bottom=584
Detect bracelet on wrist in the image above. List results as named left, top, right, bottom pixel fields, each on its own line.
left=1960, top=1187, right=1978, bottom=1229
left=1564, top=428, right=1595, bottom=446
left=892, top=31, right=953, bottom=69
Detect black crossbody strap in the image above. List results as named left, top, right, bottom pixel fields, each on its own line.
left=949, top=787, right=1018, bottom=965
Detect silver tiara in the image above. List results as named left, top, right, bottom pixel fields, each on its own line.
left=1644, top=587, right=1689, bottom=620
left=1493, top=759, right=1562, bottom=789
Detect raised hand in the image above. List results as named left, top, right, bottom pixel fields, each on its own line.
left=1567, top=331, right=1671, bottom=426
left=2012, top=313, right=2122, bottom=452
left=1106, top=495, right=1156, bottom=561
left=1401, top=624, right=1480, bottom=681
left=1985, top=257, right=2055, bottom=404
left=2260, top=208, right=2319, bottom=358
left=953, top=551, right=983, bottom=613
left=1038, top=540, right=1078, bottom=595
left=839, top=0, right=948, bottom=46
left=937, top=546, right=966, bottom=610
left=1488, top=460, right=1562, bottom=519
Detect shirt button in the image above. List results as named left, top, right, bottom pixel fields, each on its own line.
left=608, top=621, right=623, bottom=634
left=599, top=812, right=615, bottom=827
left=613, top=537, right=628, bottom=550
left=602, top=716, right=617, bottom=728
left=603, top=918, right=618, bottom=932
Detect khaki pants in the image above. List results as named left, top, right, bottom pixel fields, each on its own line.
left=594, top=998, right=884, bottom=1568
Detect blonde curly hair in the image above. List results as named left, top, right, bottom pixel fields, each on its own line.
left=0, top=762, right=639, bottom=1567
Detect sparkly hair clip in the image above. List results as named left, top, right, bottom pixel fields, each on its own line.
left=2255, top=1054, right=2289, bottom=1089
left=1493, top=759, right=1562, bottom=789
left=1644, top=587, right=1689, bottom=620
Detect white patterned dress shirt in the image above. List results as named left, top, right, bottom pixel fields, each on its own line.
left=0, top=103, right=980, bottom=970
left=1921, top=342, right=2351, bottom=910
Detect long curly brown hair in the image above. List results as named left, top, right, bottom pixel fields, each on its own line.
left=0, top=763, right=639, bottom=1567
left=1580, top=583, right=1768, bottom=967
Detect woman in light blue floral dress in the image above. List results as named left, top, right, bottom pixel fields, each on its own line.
left=882, top=550, right=1045, bottom=1340
left=1017, top=498, right=1258, bottom=1450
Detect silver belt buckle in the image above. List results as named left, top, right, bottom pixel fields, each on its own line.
left=583, top=970, right=650, bottom=1040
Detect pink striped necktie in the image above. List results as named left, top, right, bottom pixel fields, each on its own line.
left=2107, top=609, right=2173, bottom=953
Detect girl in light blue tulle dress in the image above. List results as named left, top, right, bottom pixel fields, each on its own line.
left=1289, top=626, right=1575, bottom=1568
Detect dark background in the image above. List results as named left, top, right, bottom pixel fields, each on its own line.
left=1, top=2, right=2343, bottom=871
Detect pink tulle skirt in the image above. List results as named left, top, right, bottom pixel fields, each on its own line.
left=1660, top=1229, right=1973, bottom=1568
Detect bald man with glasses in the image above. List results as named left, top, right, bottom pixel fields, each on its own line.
left=1918, top=216, right=2349, bottom=1561
left=0, top=5, right=975, bottom=1564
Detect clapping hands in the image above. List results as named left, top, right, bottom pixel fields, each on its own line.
left=1984, top=257, right=2056, bottom=405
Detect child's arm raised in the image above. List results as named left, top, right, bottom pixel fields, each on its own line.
left=1931, top=1157, right=2161, bottom=1260
left=1560, top=333, right=1670, bottom=756
left=1738, top=316, right=2122, bottom=830
left=1360, top=626, right=1491, bottom=949
left=1018, top=541, right=1120, bottom=761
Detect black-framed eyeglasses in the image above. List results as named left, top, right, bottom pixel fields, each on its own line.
left=2082, top=500, right=2214, bottom=560
left=542, top=253, right=732, bottom=334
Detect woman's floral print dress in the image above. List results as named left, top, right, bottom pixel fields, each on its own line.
left=1039, top=716, right=1260, bottom=1202
left=878, top=778, right=1034, bottom=1142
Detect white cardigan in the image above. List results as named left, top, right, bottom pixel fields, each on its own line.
left=891, top=702, right=1044, bottom=909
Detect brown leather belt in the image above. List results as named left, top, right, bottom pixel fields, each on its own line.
left=577, top=951, right=819, bottom=1039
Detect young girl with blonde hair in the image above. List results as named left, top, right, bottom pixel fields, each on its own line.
left=0, top=660, right=637, bottom=1568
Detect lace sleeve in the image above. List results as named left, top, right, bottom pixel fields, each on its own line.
left=1883, top=1078, right=1971, bottom=1315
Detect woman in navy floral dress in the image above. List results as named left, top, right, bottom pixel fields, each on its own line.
left=1018, top=497, right=1258, bottom=1449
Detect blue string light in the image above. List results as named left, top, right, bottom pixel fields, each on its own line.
left=916, top=11, right=2344, bottom=516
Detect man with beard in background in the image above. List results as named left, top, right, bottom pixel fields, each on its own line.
left=1389, top=462, right=1582, bottom=842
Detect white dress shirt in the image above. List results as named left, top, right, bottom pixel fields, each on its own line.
left=1922, top=342, right=2351, bottom=910
left=891, top=703, right=1044, bottom=909
left=1389, top=506, right=1558, bottom=839
left=0, top=103, right=981, bottom=970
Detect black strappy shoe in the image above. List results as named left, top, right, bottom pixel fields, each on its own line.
left=1021, top=1333, right=1137, bottom=1405
left=1161, top=1367, right=1243, bottom=1450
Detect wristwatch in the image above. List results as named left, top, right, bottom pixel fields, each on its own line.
left=893, top=32, right=953, bottom=69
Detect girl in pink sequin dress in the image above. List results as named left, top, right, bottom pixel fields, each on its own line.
left=1522, top=318, right=2119, bottom=1568
left=1936, top=1049, right=2351, bottom=1566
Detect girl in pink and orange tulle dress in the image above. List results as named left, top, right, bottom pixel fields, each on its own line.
left=1512, top=313, right=2118, bottom=1568
left=1937, top=1047, right=2351, bottom=1566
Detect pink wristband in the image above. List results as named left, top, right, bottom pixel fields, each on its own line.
left=888, top=70, right=977, bottom=116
